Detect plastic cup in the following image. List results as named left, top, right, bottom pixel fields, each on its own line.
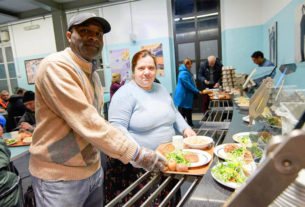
left=10, top=131, right=18, bottom=139
left=172, top=135, right=184, bottom=150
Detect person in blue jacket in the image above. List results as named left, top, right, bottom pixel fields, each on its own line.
left=174, top=58, right=202, bottom=127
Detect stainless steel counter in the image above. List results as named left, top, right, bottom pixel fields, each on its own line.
left=184, top=101, right=266, bottom=206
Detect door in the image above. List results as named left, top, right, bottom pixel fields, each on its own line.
left=173, top=0, right=221, bottom=112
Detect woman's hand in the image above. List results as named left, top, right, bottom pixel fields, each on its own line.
left=183, top=128, right=196, bottom=137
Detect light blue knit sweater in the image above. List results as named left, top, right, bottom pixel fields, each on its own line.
left=109, top=81, right=189, bottom=150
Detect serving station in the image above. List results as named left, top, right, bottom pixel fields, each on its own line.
left=106, top=80, right=305, bottom=206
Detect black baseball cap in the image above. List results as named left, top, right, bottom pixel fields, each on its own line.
left=23, top=91, right=35, bottom=103
left=68, top=12, right=111, bottom=33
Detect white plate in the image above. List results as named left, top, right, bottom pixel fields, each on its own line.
left=214, top=143, right=242, bottom=161
left=242, top=116, right=255, bottom=124
left=232, top=132, right=258, bottom=147
left=211, top=162, right=256, bottom=189
left=238, top=104, right=249, bottom=110
left=182, top=149, right=212, bottom=168
left=211, top=162, right=243, bottom=189
left=22, top=137, right=32, bottom=144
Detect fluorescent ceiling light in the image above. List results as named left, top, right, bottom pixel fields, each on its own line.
left=24, top=24, right=40, bottom=31
left=197, top=12, right=218, bottom=19
left=176, top=12, right=219, bottom=22
left=182, top=16, right=195, bottom=21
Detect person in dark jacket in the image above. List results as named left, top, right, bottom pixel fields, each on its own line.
left=110, top=73, right=126, bottom=100
left=198, top=56, right=223, bottom=113
left=198, top=55, right=223, bottom=89
left=6, top=95, right=26, bottom=132
left=174, top=58, right=202, bottom=127
left=18, top=91, right=35, bottom=132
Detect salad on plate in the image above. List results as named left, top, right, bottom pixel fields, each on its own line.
left=211, top=161, right=249, bottom=189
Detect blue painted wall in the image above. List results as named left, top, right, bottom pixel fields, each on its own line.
left=16, top=37, right=177, bottom=97
left=262, top=0, right=305, bottom=88
left=15, top=53, right=51, bottom=91
left=222, top=25, right=263, bottom=74
left=222, top=0, right=305, bottom=89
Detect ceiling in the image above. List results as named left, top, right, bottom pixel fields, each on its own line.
left=0, top=0, right=127, bottom=25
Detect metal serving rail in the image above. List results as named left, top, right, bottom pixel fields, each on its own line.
left=184, top=99, right=266, bottom=207
left=105, top=100, right=233, bottom=207
left=200, top=100, right=233, bottom=131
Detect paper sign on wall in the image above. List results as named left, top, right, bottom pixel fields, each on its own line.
left=109, top=48, right=130, bottom=79
left=141, top=43, right=164, bottom=76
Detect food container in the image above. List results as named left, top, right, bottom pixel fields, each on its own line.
left=275, top=102, right=305, bottom=134
left=10, top=131, right=18, bottom=139
left=184, top=136, right=213, bottom=150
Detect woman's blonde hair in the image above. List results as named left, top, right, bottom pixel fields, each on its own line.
left=183, top=58, right=192, bottom=66
left=112, top=73, right=121, bottom=83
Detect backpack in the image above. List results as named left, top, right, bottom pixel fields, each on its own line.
left=24, top=185, right=35, bottom=207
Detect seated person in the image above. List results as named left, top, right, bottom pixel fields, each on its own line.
left=6, top=94, right=26, bottom=132
left=16, top=88, right=26, bottom=96
left=106, top=50, right=196, bottom=205
left=18, top=91, right=35, bottom=132
left=0, top=114, right=6, bottom=138
left=110, top=73, right=126, bottom=100
left=0, top=90, right=10, bottom=113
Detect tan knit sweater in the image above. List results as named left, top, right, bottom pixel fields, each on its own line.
left=29, top=48, right=138, bottom=181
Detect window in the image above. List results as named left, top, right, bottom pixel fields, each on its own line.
left=0, top=44, right=18, bottom=94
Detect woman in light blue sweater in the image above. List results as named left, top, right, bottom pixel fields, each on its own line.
left=105, top=50, right=196, bottom=205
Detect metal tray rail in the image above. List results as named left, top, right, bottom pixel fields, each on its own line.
left=208, top=100, right=233, bottom=108
left=105, top=99, right=233, bottom=207
left=105, top=172, right=202, bottom=207
left=200, top=100, right=233, bottom=129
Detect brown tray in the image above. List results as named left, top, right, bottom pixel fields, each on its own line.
left=156, top=142, right=214, bottom=176
left=209, top=92, right=231, bottom=100
left=7, top=140, right=31, bottom=147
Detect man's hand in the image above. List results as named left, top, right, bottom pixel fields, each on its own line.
left=0, top=109, right=5, bottom=113
left=213, top=82, right=219, bottom=88
left=183, top=128, right=197, bottom=137
left=130, top=147, right=167, bottom=172
left=199, top=90, right=203, bottom=95
left=19, top=122, right=34, bottom=130
left=204, top=80, right=210, bottom=85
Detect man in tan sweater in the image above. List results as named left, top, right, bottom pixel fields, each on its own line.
left=30, top=12, right=166, bottom=207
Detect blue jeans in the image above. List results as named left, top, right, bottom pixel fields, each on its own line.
left=32, top=167, right=104, bottom=207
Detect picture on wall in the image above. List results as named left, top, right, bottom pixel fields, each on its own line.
left=268, top=22, right=277, bottom=66
left=24, top=58, right=43, bottom=84
left=141, top=43, right=164, bottom=76
left=295, top=3, right=305, bottom=62
left=109, top=48, right=130, bottom=79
